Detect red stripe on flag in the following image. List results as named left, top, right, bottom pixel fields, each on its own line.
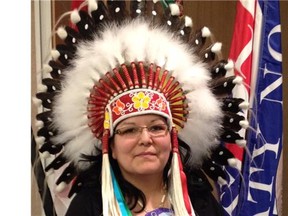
left=229, top=0, right=256, bottom=92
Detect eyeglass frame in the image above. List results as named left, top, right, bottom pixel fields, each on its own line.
left=114, top=123, right=169, bottom=138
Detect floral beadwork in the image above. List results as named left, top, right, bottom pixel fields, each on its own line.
left=155, top=98, right=167, bottom=111
left=104, top=111, right=110, bottom=129
left=112, top=99, right=125, bottom=115
left=132, top=91, right=151, bottom=110
left=108, top=89, right=171, bottom=129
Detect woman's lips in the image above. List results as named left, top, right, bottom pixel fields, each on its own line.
left=135, top=152, right=156, bottom=157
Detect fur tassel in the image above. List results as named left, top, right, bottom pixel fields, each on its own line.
left=170, top=127, right=194, bottom=216
left=170, top=152, right=191, bottom=216
left=101, top=130, right=120, bottom=216
left=102, top=154, right=119, bottom=216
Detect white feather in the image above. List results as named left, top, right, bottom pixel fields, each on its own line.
left=179, top=89, right=222, bottom=166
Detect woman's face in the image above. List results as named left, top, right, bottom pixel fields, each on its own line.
left=111, top=114, right=171, bottom=179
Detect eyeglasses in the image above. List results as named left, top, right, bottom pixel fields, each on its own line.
left=114, top=124, right=169, bottom=138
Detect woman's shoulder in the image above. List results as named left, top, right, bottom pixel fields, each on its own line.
left=186, top=169, right=225, bottom=216
left=65, top=163, right=102, bottom=216
left=65, top=184, right=102, bottom=216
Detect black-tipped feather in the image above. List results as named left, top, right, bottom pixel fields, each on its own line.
left=189, top=28, right=208, bottom=53
left=75, top=10, right=96, bottom=40
left=177, top=16, right=192, bottom=41
left=210, top=76, right=238, bottom=95
left=36, top=92, right=55, bottom=109
left=91, top=0, right=111, bottom=27
left=63, top=26, right=82, bottom=47
left=210, top=59, right=228, bottom=79
left=56, top=163, right=77, bottom=185
left=42, top=78, right=61, bottom=92
left=37, top=125, right=56, bottom=141
left=48, top=60, right=65, bottom=80
left=223, top=111, right=245, bottom=132
left=36, top=111, right=53, bottom=126
left=107, top=0, right=128, bottom=23
left=202, top=160, right=226, bottom=182
left=130, top=0, right=146, bottom=18
left=210, top=145, right=235, bottom=166
left=55, top=44, right=75, bottom=66
left=39, top=141, right=63, bottom=155
left=45, top=154, right=67, bottom=171
left=220, top=129, right=245, bottom=143
left=222, top=98, right=245, bottom=113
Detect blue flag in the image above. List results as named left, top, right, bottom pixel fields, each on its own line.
left=239, top=0, right=283, bottom=215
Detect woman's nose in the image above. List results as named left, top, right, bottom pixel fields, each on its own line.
left=138, top=128, right=153, bottom=145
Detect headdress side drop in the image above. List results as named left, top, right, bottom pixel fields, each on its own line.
left=34, top=0, right=248, bottom=215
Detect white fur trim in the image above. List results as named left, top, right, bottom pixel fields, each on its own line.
left=169, top=4, right=180, bottom=16
left=51, top=50, right=60, bottom=61
left=40, top=151, right=50, bottom=159
left=217, top=176, right=227, bottom=186
left=225, top=59, right=234, bottom=70
left=56, top=26, right=67, bottom=40
left=240, top=101, right=249, bottom=109
left=55, top=181, right=68, bottom=193
left=233, top=76, right=243, bottom=84
left=236, top=139, right=246, bottom=147
left=240, top=120, right=249, bottom=129
left=211, top=42, right=222, bottom=53
left=88, top=0, right=98, bottom=13
left=70, top=9, right=81, bottom=24
left=184, top=16, right=193, bottom=27
left=201, top=26, right=211, bottom=37
left=43, top=64, right=52, bottom=73
left=227, top=158, right=237, bottom=168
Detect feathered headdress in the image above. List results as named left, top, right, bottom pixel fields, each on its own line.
left=34, top=0, right=248, bottom=215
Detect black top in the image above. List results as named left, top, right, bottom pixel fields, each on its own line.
left=65, top=169, right=224, bottom=216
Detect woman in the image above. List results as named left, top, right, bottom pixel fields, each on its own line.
left=34, top=1, right=247, bottom=215
left=65, top=114, right=224, bottom=216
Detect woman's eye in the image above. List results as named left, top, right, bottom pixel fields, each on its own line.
left=149, top=125, right=166, bottom=131
left=122, top=127, right=138, bottom=134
